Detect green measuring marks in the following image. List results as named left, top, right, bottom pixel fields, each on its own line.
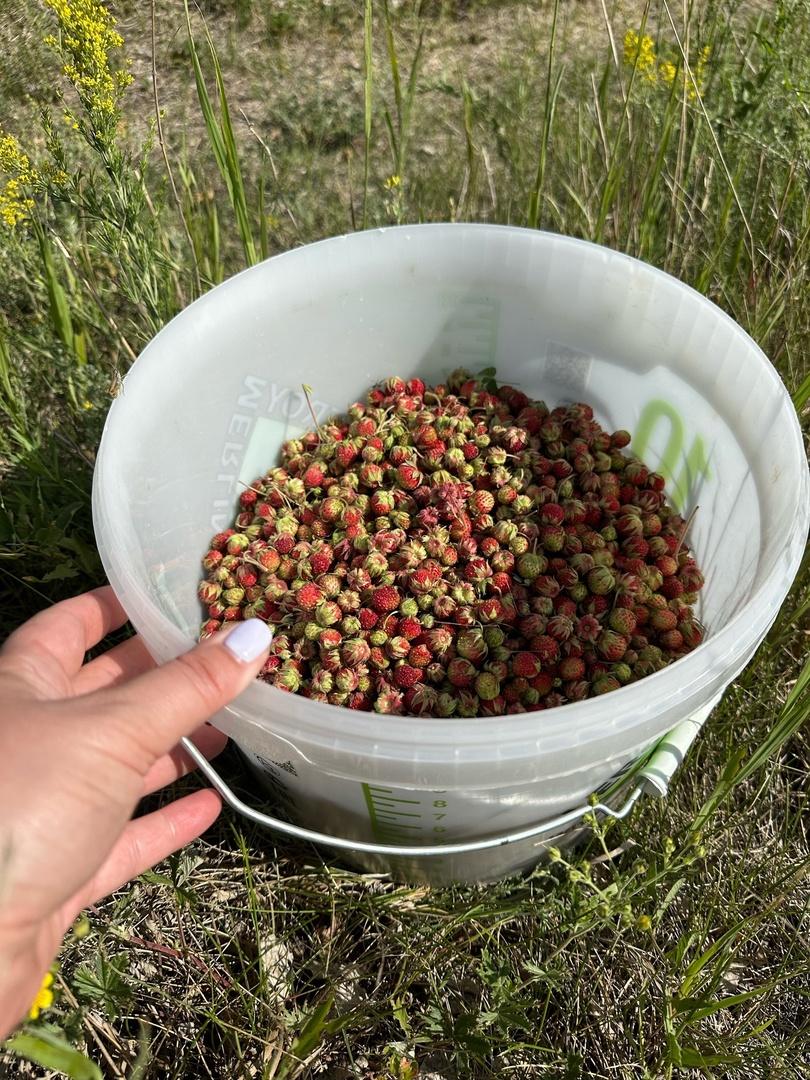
left=362, top=784, right=424, bottom=843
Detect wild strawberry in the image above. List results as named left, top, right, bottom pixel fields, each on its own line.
left=203, top=549, right=224, bottom=572
left=341, top=639, right=371, bottom=667
left=447, top=657, right=476, bottom=687
left=592, top=674, right=621, bottom=695
left=679, top=563, right=704, bottom=592
left=477, top=598, right=504, bottom=622
left=597, top=630, right=628, bottom=661
left=396, top=463, right=422, bottom=489
left=559, top=656, right=585, bottom=681
left=609, top=608, right=637, bottom=636
left=371, top=585, right=401, bottom=612
left=511, top=652, right=542, bottom=679
left=587, top=566, right=615, bottom=595
left=425, top=627, right=453, bottom=656
left=398, top=616, right=422, bottom=640
left=296, top=583, right=324, bottom=611
left=303, top=464, right=326, bottom=488
left=475, top=672, right=501, bottom=701
left=539, top=503, right=565, bottom=526
left=649, top=608, right=678, bottom=632
left=678, top=618, right=703, bottom=648
left=531, top=635, right=559, bottom=664
left=394, top=663, right=422, bottom=688
left=275, top=534, right=295, bottom=555
left=409, top=644, right=432, bottom=667
left=547, top=615, right=574, bottom=642
left=530, top=671, right=554, bottom=696
left=660, top=629, right=684, bottom=651
left=310, top=546, right=334, bottom=575
left=660, top=576, right=685, bottom=599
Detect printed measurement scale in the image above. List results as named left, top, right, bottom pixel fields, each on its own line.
left=362, top=785, right=451, bottom=845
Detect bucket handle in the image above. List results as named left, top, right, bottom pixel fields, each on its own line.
left=180, top=716, right=704, bottom=858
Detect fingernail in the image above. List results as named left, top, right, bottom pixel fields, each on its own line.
left=222, top=619, right=273, bottom=663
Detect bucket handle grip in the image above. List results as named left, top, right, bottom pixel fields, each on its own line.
left=179, top=717, right=704, bottom=858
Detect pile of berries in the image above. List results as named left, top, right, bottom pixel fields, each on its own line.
left=198, top=370, right=705, bottom=716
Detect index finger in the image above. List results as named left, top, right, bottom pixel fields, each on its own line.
left=0, top=586, right=128, bottom=680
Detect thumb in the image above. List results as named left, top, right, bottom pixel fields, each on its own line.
left=82, top=619, right=273, bottom=772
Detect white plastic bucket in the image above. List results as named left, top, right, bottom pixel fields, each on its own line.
left=92, top=225, right=808, bottom=885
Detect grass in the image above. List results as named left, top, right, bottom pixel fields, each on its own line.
left=1, top=0, right=809, bottom=1076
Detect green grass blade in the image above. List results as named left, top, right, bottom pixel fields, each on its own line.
left=276, top=995, right=335, bottom=1080
left=184, top=1, right=229, bottom=194
left=183, top=0, right=256, bottom=266
left=382, top=0, right=402, bottom=137
left=362, top=0, right=373, bottom=230
left=528, top=0, right=561, bottom=229
left=791, top=369, right=810, bottom=412
left=693, top=653, right=810, bottom=830
left=207, top=24, right=257, bottom=265
left=33, top=221, right=74, bottom=356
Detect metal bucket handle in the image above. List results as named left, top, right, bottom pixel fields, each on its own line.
left=181, top=716, right=704, bottom=858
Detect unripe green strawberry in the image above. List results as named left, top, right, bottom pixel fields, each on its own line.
left=587, top=566, right=615, bottom=595
left=475, top=672, right=501, bottom=701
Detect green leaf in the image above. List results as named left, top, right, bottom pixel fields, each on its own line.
left=5, top=1029, right=102, bottom=1079
left=672, top=983, right=771, bottom=1021
left=392, top=996, right=411, bottom=1038
left=139, top=869, right=174, bottom=887
left=73, top=953, right=132, bottom=1020
left=677, top=1045, right=742, bottom=1067
left=41, top=563, right=81, bottom=583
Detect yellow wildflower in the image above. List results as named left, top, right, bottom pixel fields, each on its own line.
left=28, top=972, right=55, bottom=1020
left=695, top=44, right=711, bottom=95
left=384, top=174, right=402, bottom=190
left=623, top=29, right=658, bottom=82
left=658, top=60, right=677, bottom=86
left=43, top=0, right=132, bottom=125
left=623, top=29, right=712, bottom=102
left=0, top=133, right=39, bottom=228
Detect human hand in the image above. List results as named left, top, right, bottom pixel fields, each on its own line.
left=0, top=586, right=272, bottom=1037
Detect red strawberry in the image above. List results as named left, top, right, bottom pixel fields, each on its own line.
left=371, top=586, right=401, bottom=613
left=303, top=464, right=326, bottom=488
left=660, top=577, right=685, bottom=599
left=396, top=463, right=422, bottom=490
left=394, top=664, right=422, bottom=688
left=447, top=658, right=476, bottom=688
left=476, top=598, right=503, bottom=622
left=296, top=583, right=324, bottom=611
left=310, top=547, right=334, bottom=575
left=530, top=672, right=554, bottom=696
left=398, top=616, right=423, bottom=640
left=358, top=608, right=379, bottom=630
left=530, top=635, right=559, bottom=664
left=559, top=656, right=585, bottom=681
left=660, top=629, right=684, bottom=651
left=512, top=652, right=542, bottom=679
left=408, top=644, right=432, bottom=667
left=336, top=443, right=359, bottom=468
